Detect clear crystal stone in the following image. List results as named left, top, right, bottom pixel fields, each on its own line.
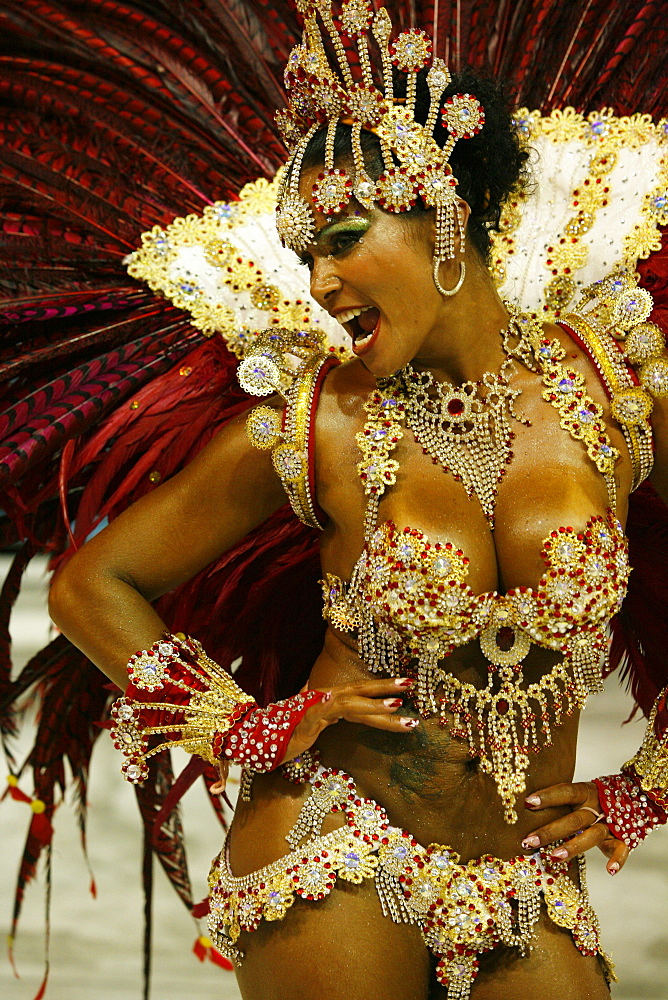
left=433, top=556, right=452, bottom=574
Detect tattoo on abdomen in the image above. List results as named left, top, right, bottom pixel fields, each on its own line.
left=356, top=708, right=463, bottom=804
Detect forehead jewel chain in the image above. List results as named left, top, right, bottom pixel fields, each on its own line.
left=274, top=1, right=484, bottom=296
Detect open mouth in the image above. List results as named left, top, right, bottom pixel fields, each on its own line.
left=337, top=305, right=381, bottom=353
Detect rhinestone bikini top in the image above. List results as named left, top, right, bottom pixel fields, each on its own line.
left=322, top=510, right=629, bottom=684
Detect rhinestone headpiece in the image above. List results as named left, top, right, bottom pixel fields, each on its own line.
left=275, top=1, right=484, bottom=285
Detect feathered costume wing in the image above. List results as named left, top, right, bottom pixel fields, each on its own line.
left=1, top=1, right=667, bottom=995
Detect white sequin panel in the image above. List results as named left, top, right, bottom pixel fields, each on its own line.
left=165, top=210, right=347, bottom=349
left=499, top=132, right=664, bottom=312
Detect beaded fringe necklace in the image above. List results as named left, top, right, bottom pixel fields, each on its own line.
left=399, top=314, right=531, bottom=528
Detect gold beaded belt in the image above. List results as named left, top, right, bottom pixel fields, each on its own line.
left=207, top=754, right=613, bottom=998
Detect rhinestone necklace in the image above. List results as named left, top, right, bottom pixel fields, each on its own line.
left=397, top=309, right=541, bottom=527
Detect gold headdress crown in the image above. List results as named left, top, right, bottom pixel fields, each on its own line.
left=275, top=1, right=484, bottom=292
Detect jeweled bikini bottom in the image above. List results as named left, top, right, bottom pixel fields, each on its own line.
left=207, top=753, right=614, bottom=999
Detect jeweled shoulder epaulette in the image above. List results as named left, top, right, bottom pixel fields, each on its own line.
left=562, top=268, right=665, bottom=490
left=238, top=328, right=340, bottom=529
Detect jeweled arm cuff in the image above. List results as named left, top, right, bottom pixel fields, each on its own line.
left=110, top=633, right=323, bottom=783
left=622, top=686, right=668, bottom=792
left=593, top=773, right=667, bottom=850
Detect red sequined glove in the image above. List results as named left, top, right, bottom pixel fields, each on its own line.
left=210, top=693, right=325, bottom=772
left=592, top=771, right=668, bottom=850
left=592, top=685, right=668, bottom=850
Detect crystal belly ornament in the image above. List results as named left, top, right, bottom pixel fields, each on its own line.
left=323, top=510, right=629, bottom=823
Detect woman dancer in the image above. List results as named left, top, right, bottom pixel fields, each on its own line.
left=46, top=5, right=668, bottom=998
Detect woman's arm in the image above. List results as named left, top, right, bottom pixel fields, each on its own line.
left=518, top=365, right=668, bottom=872
left=51, top=401, right=419, bottom=773
left=49, top=408, right=287, bottom=689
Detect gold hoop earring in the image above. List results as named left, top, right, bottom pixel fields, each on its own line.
left=433, top=258, right=465, bottom=297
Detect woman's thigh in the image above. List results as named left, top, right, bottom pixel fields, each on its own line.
left=234, top=877, right=433, bottom=1000
left=234, top=892, right=611, bottom=1000
left=471, top=907, right=611, bottom=1000
left=227, top=778, right=611, bottom=1000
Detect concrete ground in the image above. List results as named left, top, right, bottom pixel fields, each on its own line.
left=1, top=555, right=666, bottom=1000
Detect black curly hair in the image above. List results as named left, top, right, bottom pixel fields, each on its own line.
left=299, top=67, right=529, bottom=264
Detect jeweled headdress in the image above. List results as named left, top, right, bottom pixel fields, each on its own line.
left=274, top=1, right=484, bottom=291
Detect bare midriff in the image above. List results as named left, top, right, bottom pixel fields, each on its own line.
left=229, top=626, right=580, bottom=877
left=309, top=627, right=579, bottom=855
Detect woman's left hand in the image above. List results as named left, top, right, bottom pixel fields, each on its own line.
left=522, top=780, right=629, bottom=875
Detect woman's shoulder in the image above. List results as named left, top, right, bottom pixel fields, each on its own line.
left=317, top=356, right=376, bottom=430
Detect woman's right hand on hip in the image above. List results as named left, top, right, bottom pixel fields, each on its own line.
left=284, top=676, right=417, bottom=761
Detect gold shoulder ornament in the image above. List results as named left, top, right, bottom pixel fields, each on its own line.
left=238, top=327, right=340, bottom=529
left=563, top=268, right=667, bottom=490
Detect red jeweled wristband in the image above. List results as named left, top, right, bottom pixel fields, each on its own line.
left=210, top=690, right=325, bottom=773
left=110, top=634, right=323, bottom=783
left=593, top=772, right=668, bottom=850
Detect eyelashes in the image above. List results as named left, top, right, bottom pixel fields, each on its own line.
left=332, top=229, right=365, bottom=252
left=296, top=226, right=368, bottom=268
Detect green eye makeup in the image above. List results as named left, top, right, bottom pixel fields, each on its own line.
left=296, top=215, right=371, bottom=266
left=316, top=216, right=371, bottom=243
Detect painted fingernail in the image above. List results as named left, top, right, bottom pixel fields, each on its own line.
left=525, top=795, right=541, bottom=807
left=550, top=848, right=569, bottom=860
left=400, top=717, right=419, bottom=728
left=395, top=678, right=414, bottom=688
left=608, top=863, right=620, bottom=876
left=522, top=836, right=540, bottom=849
left=321, top=690, right=332, bottom=703
left=384, top=698, right=403, bottom=708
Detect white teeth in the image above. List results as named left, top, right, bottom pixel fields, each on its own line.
left=336, top=305, right=372, bottom=327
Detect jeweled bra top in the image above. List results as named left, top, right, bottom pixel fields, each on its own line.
left=245, top=309, right=655, bottom=822
left=322, top=511, right=629, bottom=686
left=323, top=508, right=629, bottom=817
